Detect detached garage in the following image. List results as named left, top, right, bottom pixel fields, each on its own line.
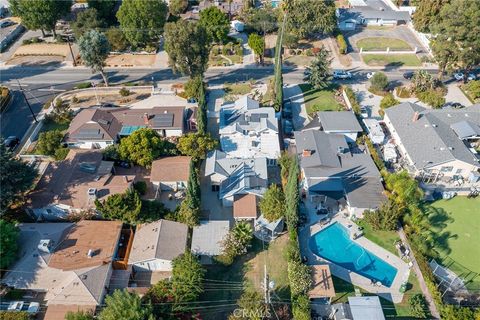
left=151, top=156, right=191, bottom=192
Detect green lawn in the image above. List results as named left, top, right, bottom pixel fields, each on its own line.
left=428, top=197, right=480, bottom=287
left=199, top=234, right=290, bottom=319
left=299, top=83, right=344, bottom=115
left=356, top=37, right=411, bottom=51
left=357, top=219, right=400, bottom=255
left=362, top=54, right=422, bottom=67
left=224, top=82, right=252, bottom=95
left=284, top=55, right=315, bottom=67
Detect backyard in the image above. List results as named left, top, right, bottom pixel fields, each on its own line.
left=199, top=234, right=290, bottom=319
left=356, top=37, right=411, bottom=51
left=428, top=197, right=480, bottom=287
left=357, top=219, right=400, bottom=255
left=299, top=83, right=344, bottom=115
left=362, top=54, right=422, bottom=67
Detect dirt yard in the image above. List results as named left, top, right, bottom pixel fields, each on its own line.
left=63, top=87, right=153, bottom=109
left=6, top=55, right=64, bottom=66
left=105, top=54, right=156, bottom=67
left=13, top=43, right=70, bottom=57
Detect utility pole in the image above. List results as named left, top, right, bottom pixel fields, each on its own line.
left=17, top=80, right=38, bottom=123
left=263, top=265, right=271, bottom=304
left=67, top=37, right=76, bottom=67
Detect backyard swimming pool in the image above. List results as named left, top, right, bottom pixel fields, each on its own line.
left=310, top=222, right=398, bottom=287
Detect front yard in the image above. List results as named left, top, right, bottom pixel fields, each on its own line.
left=428, top=197, right=480, bottom=288
left=361, top=54, right=422, bottom=67
left=299, top=83, right=344, bottom=115
left=356, top=37, right=411, bottom=51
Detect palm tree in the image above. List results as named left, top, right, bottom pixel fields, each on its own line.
left=233, top=222, right=253, bottom=246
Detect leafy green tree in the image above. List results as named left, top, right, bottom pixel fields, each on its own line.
left=176, top=200, right=200, bottom=227
left=259, top=184, right=285, bottom=222
left=431, top=0, right=480, bottom=76
left=236, top=290, right=268, bottom=320
left=118, top=128, right=177, bottom=168
left=370, top=72, right=388, bottom=92
left=285, top=0, right=336, bottom=39
left=411, top=70, right=436, bottom=92
left=278, top=151, right=294, bottom=188
left=440, top=305, right=476, bottom=320
left=248, top=33, right=265, bottom=65
left=464, top=80, right=480, bottom=100
left=177, top=133, right=218, bottom=161
left=284, top=156, right=300, bottom=230
left=199, top=6, right=230, bottom=44
left=164, top=20, right=210, bottom=77
left=65, top=310, right=95, bottom=320
left=186, top=161, right=201, bottom=210
left=288, top=260, right=312, bottom=296
left=380, top=93, right=399, bottom=111
left=197, top=79, right=208, bottom=135
left=0, top=220, right=19, bottom=269
left=363, top=199, right=402, bottom=231
left=169, top=0, right=188, bottom=15
left=220, top=222, right=253, bottom=264
left=408, top=294, right=428, bottom=318
left=95, top=189, right=142, bottom=224
left=116, top=0, right=168, bottom=49
left=413, top=0, right=449, bottom=33
left=0, top=311, right=30, bottom=320
left=243, top=7, right=278, bottom=34
left=105, top=27, right=129, bottom=52
left=0, top=143, right=37, bottom=214
left=36, top=130, right=63, bottom=156
left=139, top=200, right=169, bottom=223
left=78, top=30, right=111, bottom=86
left=72, top=8, right=104, bottom=39
left=306, top=47, right=332, bottom=89
left=171, top=252, right=205, bottom=310
left=87, top=0, right=117, bottom=24
left=384, top=171, right=423, bottom=209
left=292, top=294, right=310, bottom=320
left=99, top=290, right=154, bottom=320
left=145, top=279, right=174, bottom=318
left=417, top=89, right=445, bottom=109
left=10, top=0, right=71, bottom=37
left=184, top=76, right=205, bottom=101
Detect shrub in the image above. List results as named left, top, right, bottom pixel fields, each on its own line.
left=344, top=86, right=361, bottom=115
left=71, top=95, right=79, bottom=103
left=105, top=27, right=129, bottom=52
left=0, top=311, right=30, bottom=320
left=370, top=72, right=389, bottom=93
left=360, top=135, right=385, bottom=170
left=75, top=82, right=92, bottom=89
left=30, top=37, right=41, bottom=44
left=305, top=48, right=313, bottom=56
left=36, top=130, right=64, bottom=156
left=417, top=89, right=445, bottom=109
left=291, top=294, right=311, bottom=320
left=395, top=86, right=411, bottom=98
left=337, top=34, right=347, bottom=54
left=54, top=147, right=70, bottom=161
left=133, top=181, right=147, bottom=195
left=363, top=199, right=402, bottom=231
left=464, top=80, right=480, bottom=100
left=119, top=87, right=131, bottom=97
left=409, top=294, right=429, bottom=318
left=380, top=93, right=400, bottom=112
left=288, top=260, right=312, bottom=296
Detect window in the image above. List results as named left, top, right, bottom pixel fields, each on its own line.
left=212, top=185, right=220, bottom=192
left=440, top=166, right=453, bottom=173
left=267, top=159, right=277, bottom=166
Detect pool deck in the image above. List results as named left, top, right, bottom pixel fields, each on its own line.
left=299, top=208, right=410, bottom=303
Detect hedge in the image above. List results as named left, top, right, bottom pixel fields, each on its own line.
left=336, top=34, right=347, bottom=54
left=343, top=86, right=361, bottom=115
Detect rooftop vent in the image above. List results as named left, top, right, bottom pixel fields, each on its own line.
left=302, top=149, right=313, bottom=157
left=87, top=249, right=94, bottom=258
left=87, top=188, right=97, bottom=199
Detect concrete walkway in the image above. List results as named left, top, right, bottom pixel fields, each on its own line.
left=398, top=227, right=441, bottom=319
left=283, top=84, right=308, bottom=130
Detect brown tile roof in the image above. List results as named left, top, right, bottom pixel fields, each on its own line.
left=66, top=108, right=123, bottom=142
left=150, top=156, right=191, bottom=182
left=233, top=194, right=259, bottom=218
left=44, top=304, right=96, bottom=320
left=28, top=150, right=134, bottom=210
left=309, top=265, right=336, bottom=298
left=48, top=220, right=122, bottom=271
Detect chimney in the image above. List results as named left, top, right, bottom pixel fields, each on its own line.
left=412, top=112, right=420, bottom=122
left=143, top=113, right=149, bottom=125
left=302, top=149, right=313, bottom=157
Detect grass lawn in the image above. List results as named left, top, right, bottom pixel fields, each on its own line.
left=199, top=234, right=290, bottom=319
left=428, top=197, right=480, bottom=287
left=284, top=55, right=315, bottom=67
left=298, top=83, right=344, bottom=115
left=224, top=82, right=252, bottom=95
left=40, top=119, right=70, bottom=133
left=356, top=37, right=411, bottom=51
left=357, top=219, right=400, bottom=255
left=362, top=54, right=422, bottom=67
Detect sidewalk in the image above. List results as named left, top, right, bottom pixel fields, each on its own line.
left=398, top=227, right=441, bottom=319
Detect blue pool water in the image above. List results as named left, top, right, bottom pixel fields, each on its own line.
left=309, top=222, right=398, bottom=287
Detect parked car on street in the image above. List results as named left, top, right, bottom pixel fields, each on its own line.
left=0, top=19, right=15, bottom=28
left=333, top=70, right=352, bottom=80
left=4, top=136, right=19, bottom=151
left=443, top=102, right=465, bottom=109
left=453, top=72, right=476, bottom=81
left=403, top=71, right=414, bottom=80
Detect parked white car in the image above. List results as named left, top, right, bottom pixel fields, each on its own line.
left=453, top=72, right=476, bottom=81
left=333, top=70, right=352, bottom=79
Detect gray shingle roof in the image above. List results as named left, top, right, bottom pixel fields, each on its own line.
left=384, top=103, right=480, bottom=169
left=191, top=220, right=230, bottom=257
left=318, top=111, right=363, bottom=133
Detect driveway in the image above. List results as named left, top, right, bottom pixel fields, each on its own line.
left=445, top=83, right=473, bottom=106
left=284, top=84, right=308, bottom=130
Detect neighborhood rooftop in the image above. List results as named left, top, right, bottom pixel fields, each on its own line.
left=318, top=111, right=363, bottom=133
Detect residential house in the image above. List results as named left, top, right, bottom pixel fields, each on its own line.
left=191, top=220, right=230, bottom=264
left=26, top=150, right=134, bottom=220
left=337, top=0, right=411, bottom=31
left=205, top=150, right=268, bottom=206
left=304, top=111, right=363, bottom=143
left=128, top=219, right=188, bottom=272
left=150, top=156, right=191, bottom=192
left=384, top=103, right=480, bottom=180
left=363, top=118, right=385, bottom=145
left=294, top=130, right=386, bottom=217
left=219, top=96, right=281, bottom=162
left=347, top=296, right=386, bottom=320
left=233, top=193, right=259, bottom=221
left=198, top=0, right=245, bottom=15
left=2, top=221, right=123, bottom=319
